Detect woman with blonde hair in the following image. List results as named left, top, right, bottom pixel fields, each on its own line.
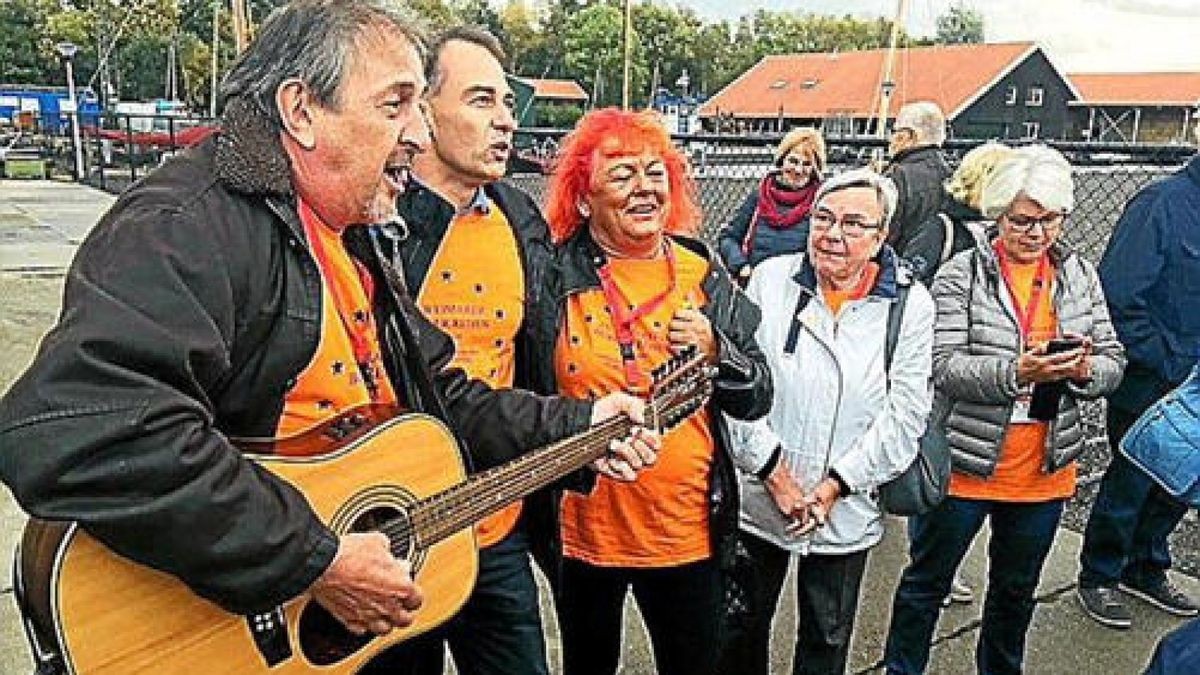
left=900, top=141, right=1014, bottom=284
left=718, top=127, right=826, bottom=284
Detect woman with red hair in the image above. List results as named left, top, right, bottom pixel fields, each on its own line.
left=526, top=107, right=773, bottom=675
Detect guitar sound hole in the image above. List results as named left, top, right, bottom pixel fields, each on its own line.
left=297, top=504, right=414, bottom=665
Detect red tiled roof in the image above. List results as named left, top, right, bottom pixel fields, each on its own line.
left=522, top=78, right=588, bottom=101
left=699, top=42, right=1053, bottom=120
left=1069, top=72, right=1200, bottom=106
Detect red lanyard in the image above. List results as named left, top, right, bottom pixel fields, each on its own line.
left=994, top=240, right=1051, bottom=341
left=596, top=242, right=678, bottom=389
left=299, top=202, right=382, bottom=399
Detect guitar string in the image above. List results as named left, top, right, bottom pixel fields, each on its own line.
left=379, top=388, right=708, bottom=550
left=404, top=387, right=706, bottom=540
left=372, top=387, right=706, bottom=552
left=374, top=415, right=629, bottom=553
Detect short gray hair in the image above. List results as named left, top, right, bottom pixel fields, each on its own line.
left=815, top=168, right=899, bottom=231
left=219, top=0, right=425, bottom=123
left=894, top=101, right=947, bottom=147
left=979, top=144, right=1075, bottom=219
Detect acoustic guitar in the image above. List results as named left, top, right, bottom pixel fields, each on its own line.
left=14, top=350, right=714, bottom=674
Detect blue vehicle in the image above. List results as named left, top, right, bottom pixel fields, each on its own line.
left=0, top=84, right=102, bottom=132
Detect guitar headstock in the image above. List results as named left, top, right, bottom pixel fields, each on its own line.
left=647, top=346, right=716, bottom=433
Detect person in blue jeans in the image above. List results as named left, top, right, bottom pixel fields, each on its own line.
left=883, top=146, right=1126, bottom=675
left=1076, top=147, right=1200, bottom=629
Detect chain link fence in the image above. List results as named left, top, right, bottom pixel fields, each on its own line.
left=511, top=130, right=1194, bottom=267
left=33, top=116, right=1187, bottom=269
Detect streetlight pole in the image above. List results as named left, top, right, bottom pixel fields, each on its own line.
left=875, top=0, right=909, bottom=138
left=56, top=42, right=85, bottom=181
left=621, top=0, right=632, bottom=109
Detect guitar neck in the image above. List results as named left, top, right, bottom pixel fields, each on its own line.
left=409, top=415, right=634, bottom=546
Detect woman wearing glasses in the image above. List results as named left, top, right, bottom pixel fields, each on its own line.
left=883, top=145, right=1126, bottom=675
left=720, top=169, right=935, bottom=675
left=718, top=128, right=826, bottom=285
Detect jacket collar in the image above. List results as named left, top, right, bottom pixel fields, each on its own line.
left=888, top=145, right=947, bottom=168
left=214, top=97, right=295, bottom=200
left=791, top=244, right=905, bottom=300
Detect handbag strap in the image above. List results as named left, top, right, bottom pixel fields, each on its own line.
left=884, top=283, right=911, bottom=382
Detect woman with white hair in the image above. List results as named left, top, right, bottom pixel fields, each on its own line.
left=883, top=145, right=1126, bottom=674
left=719, top=169, right=935, bottom=675
left=718, top=127, right=826, bottom=285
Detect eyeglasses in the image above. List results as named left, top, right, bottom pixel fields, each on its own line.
left=810, top=211, right=883, bottom=238
left=1002, top=211, right=1066, bottom=233
left=782, top=156, right=816, bottom=168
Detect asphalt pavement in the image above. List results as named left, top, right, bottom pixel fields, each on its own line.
left=0, top=178, right=1195, bottom=674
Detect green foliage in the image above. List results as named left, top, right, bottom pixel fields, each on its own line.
left=532, top=102, right=583, bottom=128
left=1, top=0, right=974, bottom=115
left=936, top=3, right=985, bottom=45
left=0, top=0, right=58, bottom=83
left=562, top=3, right=644, bottom=108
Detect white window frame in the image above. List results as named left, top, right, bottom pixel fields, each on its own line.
left=1027, top=87, right=1044, bottom=107
left=1023, top=121, right=1040, bottom=139
left=1005, top=85, right=1018, bottom=106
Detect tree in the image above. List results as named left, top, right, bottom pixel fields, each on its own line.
left=936, top=3, right=984, bottom=45
left=452, top=0, right=502, bottom=35
left=498, top=0, right=544, bottom=74
left=0, top=0, right=59, bottom=84
left=633, top=3, right=700, bottom=105
left=561, top=3, right=643, bottom=108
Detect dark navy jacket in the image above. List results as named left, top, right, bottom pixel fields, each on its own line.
left=1100, top=155, right=1200, bottom=413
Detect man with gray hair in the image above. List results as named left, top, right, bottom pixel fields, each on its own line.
left=885, top=101, right=952, bottom=254
left=0, top=1, right=657, bottom=672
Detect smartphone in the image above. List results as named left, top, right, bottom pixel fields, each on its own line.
left=1046, top=337, right=1084, bottom=354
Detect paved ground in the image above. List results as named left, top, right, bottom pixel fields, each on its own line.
left=0, top=178, right=1196, bottom=674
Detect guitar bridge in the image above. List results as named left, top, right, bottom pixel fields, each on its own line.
left=246, top=606, right=292, bottom=667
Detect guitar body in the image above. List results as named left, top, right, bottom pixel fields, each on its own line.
left=18, top=411, right=478, bottom=674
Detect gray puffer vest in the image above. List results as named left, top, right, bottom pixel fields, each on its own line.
left=929, top=238, right=1126, bottom=477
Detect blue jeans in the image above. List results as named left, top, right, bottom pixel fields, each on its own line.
left=1144, top=617, right=1200, bottom=674
left=1078, top=407, right=1189, bottom=589
left=884, top=496, right=1065, bottom=675
left=363, top=526, right=548, bottom=675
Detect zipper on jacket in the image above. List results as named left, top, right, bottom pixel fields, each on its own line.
left=797, top=301, right=845, bottom=555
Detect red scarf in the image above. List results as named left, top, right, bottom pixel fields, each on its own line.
left=756, top=174, right=819, bottom=230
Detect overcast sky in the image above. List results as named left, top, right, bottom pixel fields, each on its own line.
left=674, top=0, right=1200, bottom=73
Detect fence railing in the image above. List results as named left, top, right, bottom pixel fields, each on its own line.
left=509, top=130, right=1194, bottom=265
left=17, top=114, right=1194, bottom=266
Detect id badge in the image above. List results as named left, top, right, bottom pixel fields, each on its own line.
left=1011, top=393, right=1036, bottom=425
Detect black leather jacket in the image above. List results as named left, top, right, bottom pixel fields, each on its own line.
left=0, top=102, right=590, bottom=615
left=524, top=229, right=773, bottom=581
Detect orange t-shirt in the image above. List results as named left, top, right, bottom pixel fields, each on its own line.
left=821, top=262, right=880, bottom=316
left=277, top=201, right=398, bottom=439
left=416, top=199, right=526, bottom=547
left=555, top=242, right=714, bottom=567
left=950, top=256, right=1077, bottom=501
